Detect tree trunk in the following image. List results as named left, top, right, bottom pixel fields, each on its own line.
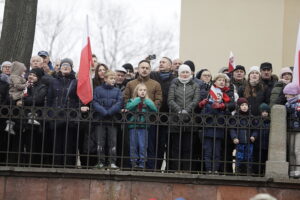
left=0, top=0, right=38, bottom=69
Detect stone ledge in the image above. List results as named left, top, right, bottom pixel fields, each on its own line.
left=1, top=166, right=300, bottom=189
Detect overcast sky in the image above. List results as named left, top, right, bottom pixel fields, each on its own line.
left=34, top=0, right=181, bottom=70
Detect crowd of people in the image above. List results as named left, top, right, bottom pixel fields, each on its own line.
left=0, top=51, right=299, bottom=177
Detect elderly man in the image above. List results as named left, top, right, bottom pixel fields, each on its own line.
left=231, top=65, right=247, bottom=91
left=1, top=61, right=12, bottom=76
left=172, top=58, right=183, bottom=77
left=115, top=66, right=127, bottom=92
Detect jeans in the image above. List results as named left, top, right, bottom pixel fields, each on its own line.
left=236, top=143, right=253, bottom=173
left=129, top=128, right=148, bottom=168
left=203, top=137, right=222, bottom=171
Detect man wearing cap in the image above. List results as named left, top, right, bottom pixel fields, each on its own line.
left=115, top=66, right=127, bottom=92
left=122, top=63, right=135, bottom=82
left=260, top=62, right=278, bottom=103
left=231, top=65, right=247, bottom=91
left=38, top=50, right=54, bottom=71
left=150, top=56, right=175, bottom=170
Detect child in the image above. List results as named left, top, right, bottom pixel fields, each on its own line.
left=256, top=103, right=270, bottom=174
left=92, top=70, right=122, bottom=169
left=230, top=98, right=257, bottom=174
left=126, top=83, right=158, bottom=169
left=5, top=61, right=27, bottom=135
left=283, top=82, right=300, bottom=178
left=198, top=73, right=231, bottom=174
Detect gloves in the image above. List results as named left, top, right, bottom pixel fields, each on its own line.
left=199, top=99, right=208, bottom=108
left=212, top=102, right=225, bottom=110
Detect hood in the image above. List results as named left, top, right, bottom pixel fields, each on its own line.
left=10, top=61, right=26, bottom=76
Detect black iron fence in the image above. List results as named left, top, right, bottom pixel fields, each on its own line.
left=0, top=104, right=271, bottom=176
left=287, top=116, right=300, bottom=178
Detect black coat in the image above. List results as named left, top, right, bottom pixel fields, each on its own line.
left=238, top=85, right=267, bottom=116
left=0, top=79, right=9, bottom=105
left=150, top=71, right=175, bottom=112
left=47, top=72, right=79, bottom=108
left=23, top=81, right=47, bottom=106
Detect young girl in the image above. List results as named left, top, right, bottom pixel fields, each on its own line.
left=126, top=83, right=158, bottom=169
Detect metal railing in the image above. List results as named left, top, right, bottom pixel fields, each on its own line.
left=0, top=104, right=270, bottom=176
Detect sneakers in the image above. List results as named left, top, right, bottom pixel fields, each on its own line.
left=5, top=120, right=15, bottom=135
left=27, top=113, right=40, bottom=126
left=109, top=163, right=119, bottom=170
left=94, top=162, right=105, bottom=169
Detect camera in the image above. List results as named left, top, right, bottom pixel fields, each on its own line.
left=147, top=54, right=156, bottom=60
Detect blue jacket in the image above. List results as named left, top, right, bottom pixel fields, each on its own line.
left=229, top=115, right=258, bottom=144
left=92, top=84, right=122, bottom=119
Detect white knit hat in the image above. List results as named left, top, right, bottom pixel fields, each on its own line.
left=248, top=66, right=260, bottom=74
left=178, top=64, right=191, bottom=75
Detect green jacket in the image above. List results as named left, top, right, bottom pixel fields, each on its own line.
left=126, top=97, right=158, bottom=129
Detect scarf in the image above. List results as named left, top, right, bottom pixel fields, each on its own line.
left=178, top=75, right=192, bottom=84
left=159, top=72, right=172, bottom=81
left=249, top=79, right=259, bottom=86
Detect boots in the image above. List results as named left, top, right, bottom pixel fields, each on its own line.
left=5, top=120, right=15, bottom=135
left=27, top=113, right=40, bottom=125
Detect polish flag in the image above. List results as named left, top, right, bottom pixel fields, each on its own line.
left=228, top=51, right=235, bottom=72
left=77, top=16, right=93, bottom=105
left=292, top=24, right=300, bottom=88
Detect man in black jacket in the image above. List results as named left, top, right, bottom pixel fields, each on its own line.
left=150, top=56, right=175, bottom=170
left=260, top=62, right=278, bottom=103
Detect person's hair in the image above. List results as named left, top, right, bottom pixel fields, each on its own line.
left=132, top=83, right=149, bottom=98
left=30, top=56, right=43, bottom=63
left=104, top=70, right=116, bottom=78
left=243, top=74, right=264, bottom=98
left=92, top=54, right=97, bottom=58
left=138, top=60, right=151, bottom=67
left=162, top=56, right=172, bottom=65
left=93, top=63, right=108, bottom=86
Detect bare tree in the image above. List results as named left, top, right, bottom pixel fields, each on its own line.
left=32, top=4, right=78, bottom=63
left=92, top=0, right=179, bottom=69
left=0, top=0, right=38, bottom=68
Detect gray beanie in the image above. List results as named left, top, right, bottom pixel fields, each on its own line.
left=60, top=58, right=73, bottom=68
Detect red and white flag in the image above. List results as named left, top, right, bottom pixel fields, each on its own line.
left=228, top=51, right=235, bottom=73
left=77, top=16, right=93, bottom=105
left=292, top=24, right=300, bottom=88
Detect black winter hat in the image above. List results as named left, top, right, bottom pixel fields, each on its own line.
left=196, top=69, right=209, bottom=79
left=260, top=62, right=272, bottom=70
left=29, top=68, right=44, bottom=80
left=233, top=65, right=246, bottom=73
left=183, top=60, right=195, bottom=72
left=60, top=58, right=73, bottom=68
left=122, top=63, right=134, bottom=73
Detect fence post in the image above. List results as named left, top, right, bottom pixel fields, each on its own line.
left=265, top=105, right=289, bottom=178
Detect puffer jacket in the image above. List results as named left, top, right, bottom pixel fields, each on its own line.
left=168, top=78, right=200, bottom=114
left=9, top=61, right=27, bottom=100
left=126, top=97, right=158, bottom=128
left=92, top=83, right=122, bottom=120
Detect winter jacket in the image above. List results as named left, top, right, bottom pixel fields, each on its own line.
left=124, top=75, right=162, bottom=108
left=23, top=81, right=47, bottom=106
left=231, top=78, right=247, bottom=92
left=229, top=114, right=258, bottom=144
left=0, top=79, right=9, bottom=104
left=269, top=81, right=287, bottom=108
left=256, top=118, right=270, bottom=150
left=262, top=75, right=278, bottom=103
left=150, top=71, right=175, bottom=112
left=47, top=71, right=79, bottom=108
left=168, top=78, right=200, bottom=114
left=92, top=83, right=122, bottom=120
left=238, top=84, right=267, bottom=116
left=286, top=97, right=300, bottom=129
left=126, top=97, right=158, bottom=129
left=9, top=62, right=27, bottom=100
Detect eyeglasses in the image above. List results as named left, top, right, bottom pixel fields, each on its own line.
left=61, top=63, right=71, bottom=67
